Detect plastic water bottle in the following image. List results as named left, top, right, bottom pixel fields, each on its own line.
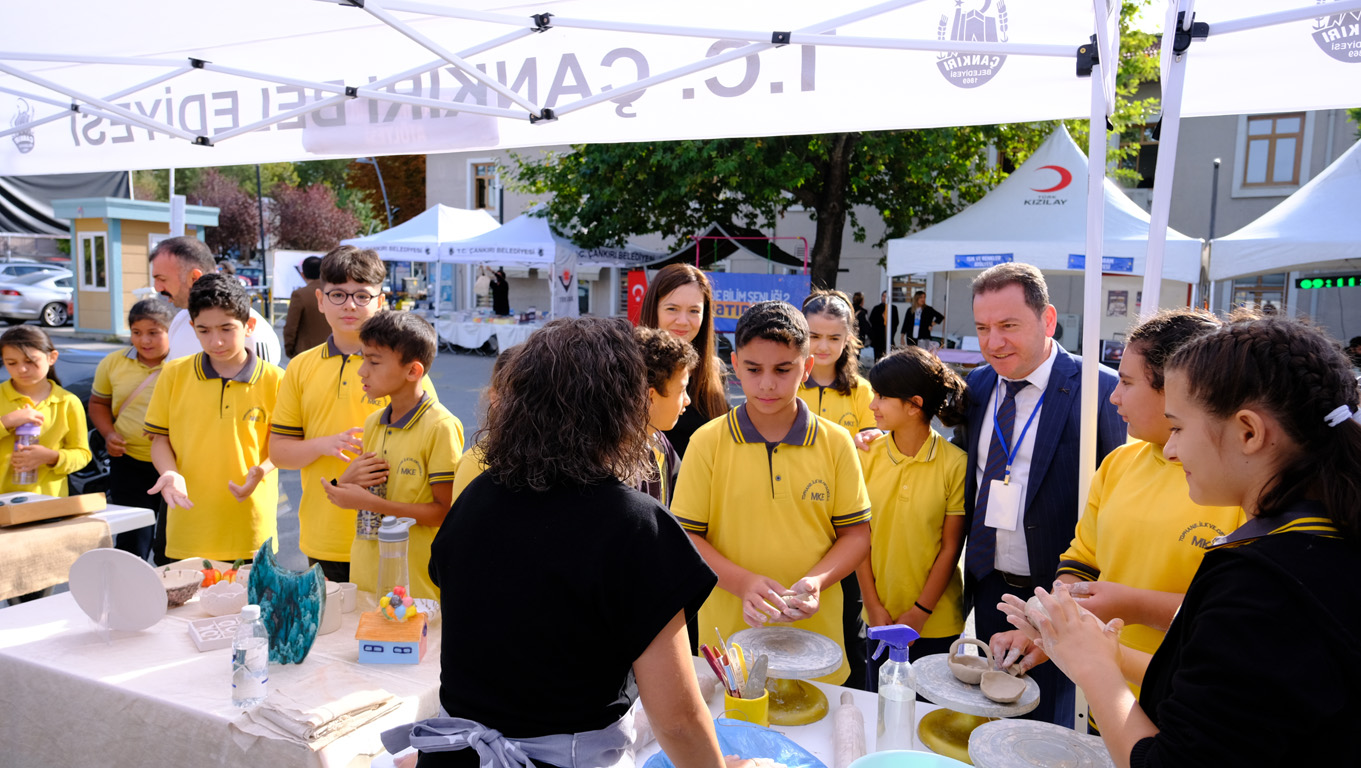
left=868, top=624, right=921, bottom=752
left=12, top=422, right=39, bottom=485
left=232, top=605, right=269, bottom=708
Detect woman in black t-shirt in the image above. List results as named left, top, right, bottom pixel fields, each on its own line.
left=418, top=317, right=747, bottom=768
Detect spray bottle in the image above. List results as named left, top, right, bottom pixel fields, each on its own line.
left=867, top=624, right=921, bottom=752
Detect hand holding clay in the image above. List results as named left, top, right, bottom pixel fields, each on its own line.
left=1028, top=587, right=1125, bottom=689
left=989, top=628, right=1048, bottom=675
left=779, top=577, right=821, bottom=621
left=739, top=573, right=791, bottom=627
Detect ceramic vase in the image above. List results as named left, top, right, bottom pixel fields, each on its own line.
left=247, top=538, right=326, bottom=664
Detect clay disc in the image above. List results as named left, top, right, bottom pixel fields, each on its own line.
left=729, top=626, right=842, bottom=680
left=909, top=653, right=1040, bottom=718
left=969, top=720, right=1115, bottom=768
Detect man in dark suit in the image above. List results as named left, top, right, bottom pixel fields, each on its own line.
left=283, top=256, right=329, bottom=357
left=959, top=262, right=1125, bottom=727
left=868, top=290, right=898, bottom=362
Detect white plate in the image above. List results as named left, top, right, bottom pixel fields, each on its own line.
left=68, top=548, right=167, bottom=632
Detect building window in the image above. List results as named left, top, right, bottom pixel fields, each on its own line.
left=79, top=232, right=108, bottom=291
left=471, top=161, right=498, bottom=213
left=1119, top=123, right=1159, bottom=189
left=1243, top=113, right=1305, bottom=188
left=1231, top=272, right=1287, bottom=314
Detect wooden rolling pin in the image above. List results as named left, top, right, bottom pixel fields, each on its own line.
left=832, top=691, right=867, bottom=768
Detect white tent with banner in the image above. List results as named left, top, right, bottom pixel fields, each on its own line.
left=886, top=125, right=1203, bottom=283
left=340, top=203, right=499, bottom=313
left=1209, top=137, right=1361, bottom=282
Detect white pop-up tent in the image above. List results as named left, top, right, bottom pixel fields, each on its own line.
left=342, top=204, right=499, bottom=261
left=886, top=125, right=1203, bottom=283
left=1209, top=137, right=1361, bottom=281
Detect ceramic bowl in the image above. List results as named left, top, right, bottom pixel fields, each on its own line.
left=947, top=637, right=993, bottom=685
left=199, top=581, right=248, bottom=616
left=161, top=569, right=202, bottom=608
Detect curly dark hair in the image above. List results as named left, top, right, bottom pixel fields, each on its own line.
left=867, top=345, right=967, bottom=427
left=734, top=300, right=809, bottom=352
left=639, top=264, right=727, bottom=420
left=1124, top=308, right=1220, bottom=391
left=802, top=289, right=863, bottom=396
left=479, top=317, right=651, bottom=491
left=1167, top=315, right=1361, bottom=542
left=188, top=272, right=250, bottom=323
left=634, top=326, right=699, bottom=395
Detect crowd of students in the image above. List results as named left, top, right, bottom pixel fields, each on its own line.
left=4, top=249, right=1357, bottom=766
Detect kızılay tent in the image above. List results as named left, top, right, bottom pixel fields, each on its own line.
left=886, top=125, right=1203, bottom=284
left=1209, top=137, right=1361, bottom=281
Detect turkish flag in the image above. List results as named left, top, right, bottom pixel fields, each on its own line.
left=626, top=270, right=648, bottom=326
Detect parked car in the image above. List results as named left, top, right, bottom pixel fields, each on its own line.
left=0, top=260, right=69, bottom=281
left=0, top=271, right=74, bottom=326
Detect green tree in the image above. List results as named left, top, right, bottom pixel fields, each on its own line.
left=513, top=2, right=1158, bottom=289
left=1349, top=107, right=1361, bottom=138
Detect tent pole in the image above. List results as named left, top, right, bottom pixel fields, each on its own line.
left=0, top=67, right=189, bottom=141
left=0, top=62, right=198, bottom=142
left=1074, top=38, right=1111, bottom=735
left=1210, top=0, right=1361, bottom=36
left=1140, top=2, right=1200, bottom=319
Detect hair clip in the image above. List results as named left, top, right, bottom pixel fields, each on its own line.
left=1323, top=405, right=1361, bottom=428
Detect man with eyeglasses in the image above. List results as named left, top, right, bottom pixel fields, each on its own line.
left=151, top=236, right=282, bottom=364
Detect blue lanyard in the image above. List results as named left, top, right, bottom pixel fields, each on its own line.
left=992, top=382, right=1045, bottom=483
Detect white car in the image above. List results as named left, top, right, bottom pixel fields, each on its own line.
left=0, top=261, right=70, bottom=281
left=0, top=271, right=74, bottom=326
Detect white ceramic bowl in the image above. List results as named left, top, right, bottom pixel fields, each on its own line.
left=199, top=581, right=249, bottom=616
left=160, top=569, right=202, bottom=608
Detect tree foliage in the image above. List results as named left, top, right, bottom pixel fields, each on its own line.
left=186, top=169, right=262, bottom=259
left=270, top=183, right=360, bottom=251
left=345, top=155, right=426, bottom=229
left=513, top=2, right=1159, bottom=289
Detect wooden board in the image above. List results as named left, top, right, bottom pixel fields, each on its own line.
left=0, top=492, right=106, bottom=527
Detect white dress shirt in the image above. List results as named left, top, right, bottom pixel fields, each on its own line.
left=167, top=307, right=282, bottom=365
left=974, top=339, right=1061, bottom=576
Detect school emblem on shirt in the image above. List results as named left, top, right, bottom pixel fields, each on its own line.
left=801, top=479, right=830, bottom=502
left=397, top=457, right=423, bottom=479
left=1177, top=521, right=1232, bottom=550
left=838, top=413, right=858, bottom=432
left=240, top=406, right=266, bottom=424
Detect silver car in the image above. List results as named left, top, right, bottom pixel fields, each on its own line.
left=0, top=271, right=74, bottom=327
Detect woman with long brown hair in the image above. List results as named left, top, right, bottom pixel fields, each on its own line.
left=639, top=264, right=728, bottom=457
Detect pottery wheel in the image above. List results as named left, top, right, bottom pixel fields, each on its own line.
left=969, top=720, right=1115, bottom=768
left=729, top=627, right=841, bottom=679
left=909, top=653, right=1040, bottom=718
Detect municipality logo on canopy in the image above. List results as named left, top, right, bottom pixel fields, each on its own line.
left=936, top=0, right=1010, bottom=88
left=1313, top=1, right=1361, bottom=63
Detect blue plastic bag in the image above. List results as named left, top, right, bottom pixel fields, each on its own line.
left=642, top=717, right=827, bottom=768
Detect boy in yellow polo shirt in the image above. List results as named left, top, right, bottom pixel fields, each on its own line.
left=145, top=274, right=283, bottom=562
left=269, top=245, right=437, bottom=583
left=672, top=300, right=871, bottom=685
left=322, top=312, right=462, bottom=599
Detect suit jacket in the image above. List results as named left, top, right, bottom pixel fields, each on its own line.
left=959, top=344, right=1126, bottom=587
left=283, top=280, right=330, bottom=357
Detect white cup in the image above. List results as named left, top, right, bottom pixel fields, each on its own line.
left=319, top=582, right=342, bottom=635
left=338, top=582, right=358, bottom=613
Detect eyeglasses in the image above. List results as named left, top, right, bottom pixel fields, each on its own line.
left=325, top=289, right=378, bottom=306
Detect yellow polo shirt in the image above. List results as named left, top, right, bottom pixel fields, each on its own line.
left=348, top=393, right=463, bottom=601
left=798, top=375, right=876, bottom=434
left=92, top=347, right=161, bottom=463
left=271, top=336, right=439, bottom=562
left=144, top=351, right=283, bottom=561
left=858, top=429, right=966, bottom=639
left=0, top=380, right=91, bottom=496
left=1057, top=440, right=1245, bottom=659
left=448, top=444, right=486, bottom=505
left=672, top=399, right=871, bottom=685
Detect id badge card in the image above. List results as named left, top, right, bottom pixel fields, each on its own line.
left=984, top=478, right=1024, bottom=532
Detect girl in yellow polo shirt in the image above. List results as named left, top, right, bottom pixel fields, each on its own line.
left=990, top=309, right=1243, bottom=701
left=0, top=326, right=91, bottom=498
left=799, top=290, right=875, bottom=435
left=856, top=345, right=968, bottom=689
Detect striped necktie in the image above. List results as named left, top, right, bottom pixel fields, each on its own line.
left=967, top=378, right=1030, bottom=580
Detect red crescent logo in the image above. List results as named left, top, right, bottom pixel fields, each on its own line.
left=1031, top=165, right=1073, bottom=193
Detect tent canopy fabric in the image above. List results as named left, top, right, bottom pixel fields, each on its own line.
left=886, top=125, right=1204, bottom=284
left=1209, top=138, right=1361, bottom=281
left=649, top=222, right=807, bottom=270
left=0, top=172, right=128, bottom=235
left=341, top=204, right=499, bottom=262
left=442, top=211, right=665, bottom=267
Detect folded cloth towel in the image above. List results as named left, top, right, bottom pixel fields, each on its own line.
left=254, top=688, right=398, bottom=743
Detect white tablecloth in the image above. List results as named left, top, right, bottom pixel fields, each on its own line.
left=435, top=319, right=542, bottom=353
left=0, top=592, right=440, bottom=768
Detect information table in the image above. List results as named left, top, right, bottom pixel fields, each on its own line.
left=434, top=318, right=542, bottom=353
left=0, top=591, right=440, bottom=768
left=0, top=504, right=156, bottom=601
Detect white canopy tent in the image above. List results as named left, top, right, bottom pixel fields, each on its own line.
left=340, top=203, right=499, bottom=313
left=1209, top=137, right=1361, bottom=281
left=886, top=125, right=1203, bottom=283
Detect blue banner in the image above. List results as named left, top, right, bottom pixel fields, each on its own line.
left=955, top=253, right=1013, bottom=269
left=705, top=272, right=812, bottom=333
left=1068, top=254, right=1135, bottom=274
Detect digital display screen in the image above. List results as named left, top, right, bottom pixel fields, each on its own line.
left=1296, top=276, right=1361, bottom=289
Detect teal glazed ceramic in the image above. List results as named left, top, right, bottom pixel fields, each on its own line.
left=247, top=538, right=326, bottom=664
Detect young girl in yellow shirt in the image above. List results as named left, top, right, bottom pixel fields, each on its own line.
left=0, top=326, right=91, bottom=498
left=857, top=345, right=969, bottom=689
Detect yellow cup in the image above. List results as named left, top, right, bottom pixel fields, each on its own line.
left=723, top=690, right=770, bottom=727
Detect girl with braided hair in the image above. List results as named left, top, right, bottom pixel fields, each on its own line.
left=856, top=345, right=969, bottom=689
left=1013, top=315, right=1361, bottom=766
